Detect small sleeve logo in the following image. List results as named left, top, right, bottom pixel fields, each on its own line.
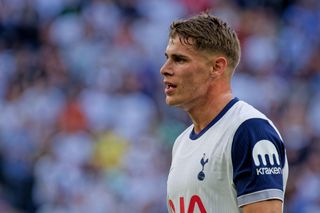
left=252, top=140, right=282, bottom=175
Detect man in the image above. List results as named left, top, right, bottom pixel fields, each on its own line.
left=160, top=13, right=288, bottom=213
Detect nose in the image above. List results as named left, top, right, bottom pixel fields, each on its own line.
left=160, top=60, right=173, bottom=76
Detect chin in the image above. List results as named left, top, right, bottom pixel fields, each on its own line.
left=166, top=97, right=183, bottom=108
left=166, top=97, right=178, bottom=106
left=165, top=99, right=175, bottom=106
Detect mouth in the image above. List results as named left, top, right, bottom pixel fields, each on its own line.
left=166, top=83, right=177, bottom=89
left=164, top=81, right=177, bottom=95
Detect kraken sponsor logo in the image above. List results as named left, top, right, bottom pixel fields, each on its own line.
left=256, top=167, right=282, bottom=175
left=252, top=140, right=282, bottom=175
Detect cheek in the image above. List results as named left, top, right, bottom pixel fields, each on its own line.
left=180, top=75, right=197, bottom=92
left=177, top=64, right=210, bottom=92
left=185, top=76, right=211, bottom=99
left=178, top=78, right=202, bottom=100
left=182, top=71, right=208, bottom=89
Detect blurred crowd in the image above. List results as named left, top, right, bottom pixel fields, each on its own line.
left=0, top=0, right=319, bottom=212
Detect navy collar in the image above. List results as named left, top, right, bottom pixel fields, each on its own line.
left=189, top=97, right=239, bottom=140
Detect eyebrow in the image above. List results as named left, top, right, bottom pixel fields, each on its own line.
left=165, top=53, right=188, bottom=60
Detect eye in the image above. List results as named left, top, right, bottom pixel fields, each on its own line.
left=172, top=55, right=187, bottom=63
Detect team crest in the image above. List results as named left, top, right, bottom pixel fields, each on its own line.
left=198, top=153, right=209, bottom=181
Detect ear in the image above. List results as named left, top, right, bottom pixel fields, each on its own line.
left=210, top=56, right=228, bottom=77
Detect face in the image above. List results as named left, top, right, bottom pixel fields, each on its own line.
left=160, top=36, right=214, bottom=111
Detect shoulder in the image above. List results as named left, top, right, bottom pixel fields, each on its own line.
left=219, top=100, right=270, bottom=137
left=230, top=101, right=284, bottom=167
left=232, top=100, right=268, bottom=123
left=231, top=100, right=284, bottom=155
left=231, top=118, right=285, bottom=168
left=175, top=124, right=194, bottom=142
left=172, top=124, right=194, bottom=155
left=230, top=109, right=287, bottom=207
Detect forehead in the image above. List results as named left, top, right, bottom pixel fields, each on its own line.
left=166, top=36, right=197, bottom=55
left=165, top=36, right=211, bottom=60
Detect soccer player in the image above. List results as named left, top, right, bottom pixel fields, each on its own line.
left=160, top=13, right=288, bottom=213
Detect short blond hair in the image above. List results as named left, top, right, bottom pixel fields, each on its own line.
left=169, top=13, right=241, bottom=69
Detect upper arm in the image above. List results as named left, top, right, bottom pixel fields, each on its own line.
left=231, top=118, right=288, bottom=208
left=242, top=199, right=283, bottom=213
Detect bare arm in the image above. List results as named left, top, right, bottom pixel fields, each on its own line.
left=242, top=200, right=283, bottom=213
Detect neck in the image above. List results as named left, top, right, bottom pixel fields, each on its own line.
left=188, top=92, right=233, bottom=134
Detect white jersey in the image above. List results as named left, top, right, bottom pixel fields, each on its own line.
left=167, top=98, right=288, bottom=213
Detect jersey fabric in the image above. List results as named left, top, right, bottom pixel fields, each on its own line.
left=167, top=98, right=288, bottom=213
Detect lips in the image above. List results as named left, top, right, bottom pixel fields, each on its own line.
left=164, top=81, right=177, bottom=95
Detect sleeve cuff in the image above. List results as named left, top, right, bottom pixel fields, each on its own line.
left=237, top=189, right=284, bottom=207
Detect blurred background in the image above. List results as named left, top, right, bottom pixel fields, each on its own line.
left=0, top=0, right=319, bottom=212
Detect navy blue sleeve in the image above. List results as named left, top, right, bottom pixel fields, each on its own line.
left=231, top=118, right=286, bottom=207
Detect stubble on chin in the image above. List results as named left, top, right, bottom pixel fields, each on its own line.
left=165, top=97, right=174, bottom=106
left=166, top=96, right=177, bottom=106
